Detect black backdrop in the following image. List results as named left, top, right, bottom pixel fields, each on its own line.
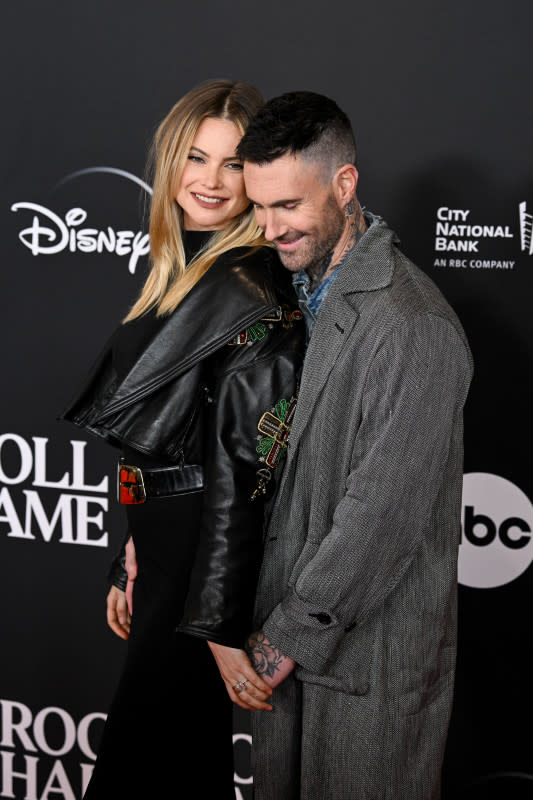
left=2, top=2, right=532, bottom=797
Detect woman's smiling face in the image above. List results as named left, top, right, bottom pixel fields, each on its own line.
left=176, top=117, right=249, bottom=230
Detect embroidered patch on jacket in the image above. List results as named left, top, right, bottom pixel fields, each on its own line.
left=251, top=396, right=297, bottom=501
left=228, top=307, right=303, bottom=346
left=228, top=322, right=268, bottom=346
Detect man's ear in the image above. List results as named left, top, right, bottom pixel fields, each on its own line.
left=333, top=164, right=359, bottom=208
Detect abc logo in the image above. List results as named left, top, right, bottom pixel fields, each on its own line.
left=459, top=473, right=533, bottom=588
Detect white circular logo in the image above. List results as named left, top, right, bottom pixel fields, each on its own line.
left=459, top=472, right=533, bottom=588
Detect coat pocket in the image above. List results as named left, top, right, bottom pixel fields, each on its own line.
left=294, top=611, right=382, bottom=696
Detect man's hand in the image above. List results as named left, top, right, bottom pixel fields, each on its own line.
left=245, top=631, right=296, bottom=688
left=125, top=536, right=137, bottom=615
left=106, top=586, right=131, bottom=640
left=207, top=641, right=273, bottom=711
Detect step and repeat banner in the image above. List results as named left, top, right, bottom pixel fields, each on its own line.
left=2, top=2, right=532, bottom=798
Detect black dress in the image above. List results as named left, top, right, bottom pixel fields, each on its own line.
left=84, top=232, right=235, bottom=799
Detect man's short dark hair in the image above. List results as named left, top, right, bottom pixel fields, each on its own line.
left=237, top=91, right=357, bottom=179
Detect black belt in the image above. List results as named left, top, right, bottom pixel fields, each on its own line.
left=117, top=460, right=204, bottom=504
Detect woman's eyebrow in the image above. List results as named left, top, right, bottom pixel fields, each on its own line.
left=190, top=146, right=240, bottom=162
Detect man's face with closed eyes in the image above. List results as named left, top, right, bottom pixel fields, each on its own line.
left=244, top=153, right=345, bottom=274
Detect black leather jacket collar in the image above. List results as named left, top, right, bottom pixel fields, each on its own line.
left=61, top=246, right=281, bottom=429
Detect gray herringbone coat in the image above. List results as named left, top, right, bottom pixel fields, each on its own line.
left=252, top=219, right=473, bottom=800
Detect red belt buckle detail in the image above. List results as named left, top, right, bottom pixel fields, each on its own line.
left=117, top=463, right=146, bottom=504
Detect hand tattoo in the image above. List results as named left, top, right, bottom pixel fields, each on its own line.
left=246, top=631, right=284, bottom=679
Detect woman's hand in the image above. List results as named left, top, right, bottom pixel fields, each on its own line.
left=207, top=641, right=273, bottom=711
left=125, top=536, right=137, bottom=615
left=106, top=585, right=131, bottom=640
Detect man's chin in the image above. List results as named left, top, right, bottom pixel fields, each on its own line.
left=277, top=249, right=307, bottom=272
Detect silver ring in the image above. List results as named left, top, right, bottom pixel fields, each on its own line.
left=234, top=679, right=249, bottom=693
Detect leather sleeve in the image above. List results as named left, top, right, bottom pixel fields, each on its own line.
left=176, top=325, right=303, bottom=647
left=107, top=529, right=131, bottom=592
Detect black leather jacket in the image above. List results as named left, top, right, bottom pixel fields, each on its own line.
left=61, top=247, right=304, bottom=646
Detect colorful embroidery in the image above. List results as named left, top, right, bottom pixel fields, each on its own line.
left=228, top=321, right=269, bottom=346
left=249, top=322, right=267, bottom=341
left=228, top=307, right=303, bottom=346
left=230, top=331, right=248, bottom=346
left=251, top=396, right=297, bottom=500
left=283, top=309, right=303, bottom=326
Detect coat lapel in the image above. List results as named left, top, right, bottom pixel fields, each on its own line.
left=282, top=219, right=398, bottom=465
left=286, top=296, right=358, bottom=455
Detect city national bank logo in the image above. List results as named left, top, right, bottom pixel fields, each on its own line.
left=0, top=434, right=109, bottom=548
left=11, top=167, right=151, bottom=274
left=459, top=473, right=533, bottom=588
left=519, top=201, right=533, bottom=255
left=432, top=203, right=532, bottom=271
left=0, top=698, right=105, bottom=799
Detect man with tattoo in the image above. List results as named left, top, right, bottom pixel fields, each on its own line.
left=230, top=92, right=472, bottom=799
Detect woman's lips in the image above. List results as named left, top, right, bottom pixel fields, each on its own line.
left=192, top=192, right=228, bottom=209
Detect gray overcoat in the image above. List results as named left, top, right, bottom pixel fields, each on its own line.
left=252, top=219, right=473, bottom=800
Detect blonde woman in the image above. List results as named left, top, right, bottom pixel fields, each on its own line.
left=61, top=80, right=303, bottom=798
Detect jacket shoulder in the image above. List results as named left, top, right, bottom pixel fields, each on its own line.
left=391, top=249, right=471, bottom=353
left=214, top=250, right=304, bottom=361
left=209, top=246, right=278, bottom=306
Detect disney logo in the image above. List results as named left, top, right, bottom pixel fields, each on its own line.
left=11, top=203, right=150, bottom=274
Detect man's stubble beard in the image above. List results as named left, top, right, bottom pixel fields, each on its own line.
left=276, top=194, right=345, bottom=276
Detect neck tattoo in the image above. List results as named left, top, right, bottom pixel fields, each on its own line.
left=308, top=250, right=334, bottom=291
left=308, top=204, right=367, bottom=291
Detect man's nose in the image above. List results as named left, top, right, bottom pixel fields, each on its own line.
left=262, top=211, right=287, bottom=242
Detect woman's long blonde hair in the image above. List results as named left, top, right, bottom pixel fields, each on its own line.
left=125, top=80, right=266, bottom=321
